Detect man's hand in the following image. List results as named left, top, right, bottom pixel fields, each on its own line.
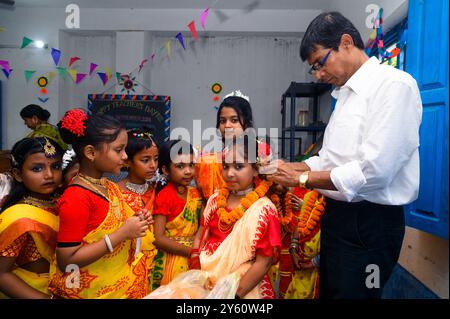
left=263, top=160, right=308, bottom=187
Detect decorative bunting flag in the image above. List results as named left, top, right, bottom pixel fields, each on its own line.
left=24, top=70, right=36, bottom=82
left=200, top=8, right=210, bottom=29
left=0, top=60, right=10, bottom=73
left=138, top=59, right=148, bottom=73
left=75, top=73, right=87, bottom=84
left=89, top=63, right=98, bottom=76
left=106, top=68, right=112, bottom=80
left=56, top=67, right=68, bottom=78
left=47, top=71, right=56, bottom=83
left=97, top=72, right=108, bottom=85
left=69, top=56, right=81, bottom=67
left=51, top=48, right=61, bottom=66
left=115, top=72, right=122, bottom=83
left=1, top=68, right=11, bottom=78
left=188, top=20, right=198, bottom=42
left=20, top=37, right=33, bottom=49
left=166, top=41, right=172, bottom=58
left=68, top=69, right=78, bottom=81
left=175, top=33, right=186, bottom=50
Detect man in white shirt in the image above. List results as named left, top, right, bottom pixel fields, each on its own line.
left=266, top=12, right=422, bottom=298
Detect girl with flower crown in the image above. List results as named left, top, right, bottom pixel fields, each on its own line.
left=0, top=137, right=63, bottom=298
left=117, top=128, right=159, bottom=292
left=150, top=139, right=204, bottom=291
left=187, top=135, right=281, bottom=299
left=48, top=109, right=152, bottom=299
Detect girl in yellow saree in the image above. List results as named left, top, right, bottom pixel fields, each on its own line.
left=151, top=140, right=203, bottom=290
left=0, top=137, right=63, bottom=298
left=47, top=109, right=152, bottom=299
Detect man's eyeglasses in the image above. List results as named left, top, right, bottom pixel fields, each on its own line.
left=308, top=48, right=333, bottom=75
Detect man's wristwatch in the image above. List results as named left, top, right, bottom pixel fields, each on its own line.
left=298, top=171, right=310, bottom=189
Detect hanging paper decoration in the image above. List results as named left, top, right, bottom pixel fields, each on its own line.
left=138, top=59, right=148, bottom=73
left=166, top=41, right=172, bottom=58
left=97, top=72, right=108, bottom=85
left=37, top=75, right=48, bottom=94
left=76, top=73, right=87, bottom=84
left=38, top=97, right=49, bottom=103
left=24, top=70, right=36, bottom=82
left=211, top=82, right=223, bottom=94
left=56, top=67, right=68, bottom=79
left=69, top=56, right=81, bottom=67
left=0, top=60, right=10, bottom=73
left=175, top=32, right=186, bottom=50
left=47, top=71, right=56, bottom=83
left=115, top=72, right=122, bottom=83
left=188, top=20, right=198, bottom=42
left=200, top=8, right=210, bottom=29
left=151, top=53, right=155, bottom=61
left=118, top=73, right=138, bottom=94
left=106, top=68, right=112, bottom=79
left=68, top=69, right=78, bottom=82
left=20, top=37, right=34, bottom=49
left=1, top=68, right=11, bottom=78
left=213, top=95, right=220, bottom=102
left=51, top=48, right=61, bottom=66
left=89, top=63, right=98, bottom=76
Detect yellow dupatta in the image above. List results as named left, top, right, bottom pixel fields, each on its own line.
left=48, top=181, right=148, bottom=299
left=200, top=195, right=278, bottom=299
left=151, top=187, right=203, bottom=290
left=0, top=204, right=59, bottom=298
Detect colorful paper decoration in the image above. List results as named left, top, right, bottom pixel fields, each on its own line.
left=175, top=32, right=186, bottom=50
left=97, top=72, right=108, bottom=85
left=37, top=76, right=48, bottom=88
left=89, top=63, right=98, bottom=76
left=51, top=48, right=61, bottom=66
left=24, top=70, right=36, bottom=82
left=1, top=68, right=11, bottom=78
left=188, top=21, right=198, bottom=42
left=68, top=69, right=78, bottom=81
left=56, top=67, right=68, bottom=79
left=200, top=8, right=210, bottom=29
left=75, top=73, right=87, bottom=84
left=213, top=95, right=220, bottom=102
left=138, top=59, right=148, bottom=73
left=47, top=71, right=56, bottom=83
left=69, top=56, right=80, bottom=67
left=0, top=60, right=10, bottom=73
left=115, top=72, right=122, bottom=83
left=20, top=37, right=33, bottom=49
left=38, top=97, right=49, bottom=103
left=166, top=41, right=172, bottom=58
left=211, top=82, right=223, bottom=94
left=118, top=73, right=138, bottom=94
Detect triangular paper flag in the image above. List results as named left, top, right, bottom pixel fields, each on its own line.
left=175, top=33, right=186, bottom=50
left=56, top=67, right=68, bottom=78
left=51, top=48, right=61, bottom=66
left=188, top=20, right=198, bottom=42
left=1, top=68, right=11, bottom=78
left=97, top=72, right=108, bottom=85
left=24, top=70, right=36, bottom=82
left=0, top=60, right=10, bottom=73
left=166, top=41, right=172, bottom=58
left=89, top=63, right=98, bottom=76
left=115, top=72, right=122, bottom=82
left=68, top=69, right=78, bottom=81
left=20, top=36, right=33, bottom=49
left=200, top=8, right=210, bottom=29
left=106, top=68, right=112, bottom=79
left=138, top=59, right=148, bottom=72
left=75, top=73, right=87, bottom=84
left=69, top=56, right=80, bottom=67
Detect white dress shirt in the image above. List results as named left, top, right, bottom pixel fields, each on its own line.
left=304, top=57, right=422, bottom=205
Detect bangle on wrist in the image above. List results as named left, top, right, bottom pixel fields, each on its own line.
left=104, top=234, right=113, bottom=253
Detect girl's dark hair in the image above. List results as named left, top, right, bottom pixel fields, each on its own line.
left=224, top=133, right=260, bottom=169
left=216, top=96, right=254, bottom=131
left=156, top=139, right=194, bottom=194
left=58, top=110, right=125, bottom=158
left=2, top=137, right=63, bottom=211
left=125, top=128, right=157, bottom=160
left=20, top=104, right=51, bottom=121
left=300, top=11, right=364, bottom=61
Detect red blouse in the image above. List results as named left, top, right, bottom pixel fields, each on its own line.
left=57, top=185, right=109, bottom=243
left=153, top=182, right=187, bottom=222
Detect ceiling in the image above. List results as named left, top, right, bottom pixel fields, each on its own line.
left=11, top=0, right=332, bottom=10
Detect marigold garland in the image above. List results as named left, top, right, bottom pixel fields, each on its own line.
left=217, top=179, right=272, bottom=225
left=270, top=191, right=298, bottom=226
left=298, top=190, right=326, bottom=239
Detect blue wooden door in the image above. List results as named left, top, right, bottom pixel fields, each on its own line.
left=405, top=0, right=449, bottom=239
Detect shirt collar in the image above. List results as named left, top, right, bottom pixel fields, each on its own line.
left=332, top=56, right=380, bottom=98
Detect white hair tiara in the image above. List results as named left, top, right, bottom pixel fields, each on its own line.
left=223, top=90, right=250, bottom=102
